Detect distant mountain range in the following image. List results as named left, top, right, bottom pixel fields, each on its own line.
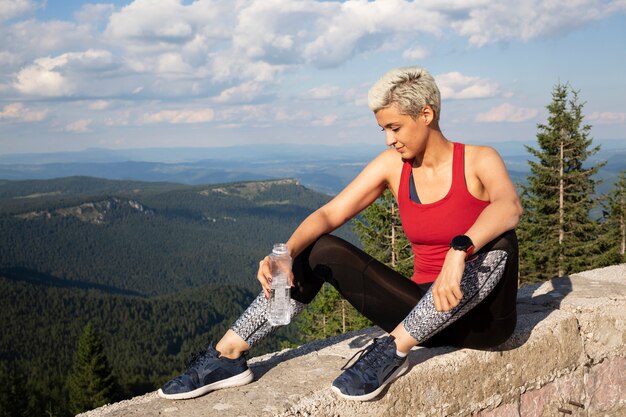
left=0, top=141, right=623, bottom=195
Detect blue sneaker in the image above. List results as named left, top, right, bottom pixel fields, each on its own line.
left=157, top=345, right=253, bottom=400
left=331, top=335, right=408, bottom=401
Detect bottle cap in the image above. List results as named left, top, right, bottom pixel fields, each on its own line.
left=272, top=243, right=289, bottom=255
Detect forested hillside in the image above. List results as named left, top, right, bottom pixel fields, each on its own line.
left=0, top=176, right=348, bottom=294
left=0, top=176, right=354, bottom=416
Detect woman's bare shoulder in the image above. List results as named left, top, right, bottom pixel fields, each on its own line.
left=370, top=147, right=404, bottom=168
left=465, top=143, right=503, bottom=166
left=356, top=148, right=404, bottom=190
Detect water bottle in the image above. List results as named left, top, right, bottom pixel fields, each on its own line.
left=267, top=243, right=292, bottom=326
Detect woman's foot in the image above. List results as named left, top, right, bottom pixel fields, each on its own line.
left=158, top=344, right=253, bottom=400
left=331, top=335, right=408, bottom=401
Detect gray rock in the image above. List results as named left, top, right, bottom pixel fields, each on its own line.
left=78, top=264, right=626, bottom=417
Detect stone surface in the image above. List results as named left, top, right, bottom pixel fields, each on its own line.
left=78, top=264, right=626, bottom=417
left=519, top=368, right=586, bottom=417
left=587, top=356, right=626, bottom=415
left=474, top=402, right=520, bottom=417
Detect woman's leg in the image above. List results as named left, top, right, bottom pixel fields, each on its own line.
left=332, top=230, right=519, bottom=401
left=225, top=293, right=306, bottom=352
left=414, top=229, right=519, bottom=349
left=162, top=234, right=428, bottom=400
left=393, top=249, right=509, bottom=351
left=291, top=234, right=427, bottom=331
left=224, top=230, right=518, bottom=357
left=223, top=234, right=426, bottom=355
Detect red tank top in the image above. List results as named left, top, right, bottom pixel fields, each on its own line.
left=398, top=142, right=489, bottom=284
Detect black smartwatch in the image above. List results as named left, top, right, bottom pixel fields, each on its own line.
left=450, top=235, right=474, bottom=260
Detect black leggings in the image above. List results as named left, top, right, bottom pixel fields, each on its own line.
left=231, top=230, right=518, bottom=349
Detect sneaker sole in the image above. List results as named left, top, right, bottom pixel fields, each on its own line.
left=331, top=360, right=409, bottom=402
left=157, top=368, right=254, bottom=400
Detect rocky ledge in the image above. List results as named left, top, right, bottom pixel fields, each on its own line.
left=79, top=264, right=625, bottom=417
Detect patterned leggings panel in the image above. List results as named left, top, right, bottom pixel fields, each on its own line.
left=231, top=294, right=305, bottom=348
left=402, top=250, right=508, bottom=343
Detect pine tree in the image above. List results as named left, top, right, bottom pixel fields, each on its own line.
left=518, top=83, right=605, bottom=283
left=296, top=284, right=372, bottom=342
left=67, top=323, right=117, bottom=415
left=0, top=363, right=30, bottom=417
left=597, top=171, right=626, bottom=265
left=352, top=189, right=413, bottom=277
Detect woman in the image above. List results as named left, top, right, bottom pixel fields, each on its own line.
left=158, top=66, right=523, bottom=402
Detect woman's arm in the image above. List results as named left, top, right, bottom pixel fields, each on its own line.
left=464, top=146, right=523, bottom=250
left=257, top=150, right=397, bottom=297
left=432, top=146, right=523, bottom=312
left=286, top=154, right=392, bottom=258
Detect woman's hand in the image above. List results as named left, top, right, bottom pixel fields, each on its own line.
left=431, top=249, right=466, bottom=312
left=257, top=256, right=272, bottom=299
left=256, top=256, right=294, bottom=299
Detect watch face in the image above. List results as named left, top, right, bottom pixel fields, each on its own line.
left=452, top=235, right=473, bottom=250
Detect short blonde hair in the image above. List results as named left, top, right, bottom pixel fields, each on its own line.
left=367, top=66, right=441, bottom=122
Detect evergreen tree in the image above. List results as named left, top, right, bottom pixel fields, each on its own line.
left=352, top=189, right=413, bottom=277
left=66, top=323, right=117, bottom=415
left=0, top=363, right=30, bottom=417
left=518, top=83, right=605, bottom=283
left=296, top=284, right=371, bottom=342
left=598, top=171, right=626, bottom=265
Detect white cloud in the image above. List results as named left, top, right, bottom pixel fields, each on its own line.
left=157, top=52, right=191, bottom=74
left=476, top=103, right=539, bottom=123
left=105, top=0, right=234, bottom=51
left=104, top=111, right=131, bottom=127
left=436, top=72, right=500, bottom=99
left=88, top=100, right=112, bottom=110
left=402, top=46, right=428, bottom=61
left=451, top=0, right=621, bottom=46
left=0, top=51, right=20, bottom=66
left=214, top=82, right=265, bottom=104
left=232, top=0, right=318, bottom=64
left=208, top=51, right=287, bottom=83
left=312, top=114, right=338, bottom=126
left=0, top=102, right=47, bottom=122
left=301, top=1, right=444, bottom=68
left=13, top=49, right=115, bottom=96
left=275, top=107, right=312, bottom=122
left=214, top=103, right=313, bottom=127
left=302, top=85, right=361, bottom=105
left=1, top=0, right=624, bottom=150
left=142, top=108, right=215, bottom=124
left=98, top=0, right=625, bottom=84
left=0, top=0, right=40, bottom=21
left=65, top=119, right=92, bottom=133
left=304, top=85, right=343, bottom=100
left=14, top=62, right=72, bottom=96
left=3, top=0, right=621, bottom=106
left=5, top=19, right=95, bottom=60
left=228, top=0, right=443, bottom=71
left=588, top=111, right=626, bottom=124
left=74, top=3, right=115, bottom=25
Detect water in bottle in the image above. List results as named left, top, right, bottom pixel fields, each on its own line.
left=268, top=243, right=292, bottom=326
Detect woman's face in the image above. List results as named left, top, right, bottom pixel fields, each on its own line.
left=375, top=103, right=429, bottom=158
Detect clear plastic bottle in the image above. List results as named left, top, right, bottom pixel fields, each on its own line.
left=267, top=243, right=292, bottom=326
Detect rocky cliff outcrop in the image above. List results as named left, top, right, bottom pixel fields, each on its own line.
left=79, top=264, right=625, bottom=417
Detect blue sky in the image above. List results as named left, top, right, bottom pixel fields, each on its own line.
left=0, top=0, right=625, bottom=155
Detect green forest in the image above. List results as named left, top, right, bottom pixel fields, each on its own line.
left=0, top=177, right=355, bottom=416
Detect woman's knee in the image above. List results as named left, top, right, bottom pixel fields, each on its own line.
left=309, top=234, right=350, bottom=263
